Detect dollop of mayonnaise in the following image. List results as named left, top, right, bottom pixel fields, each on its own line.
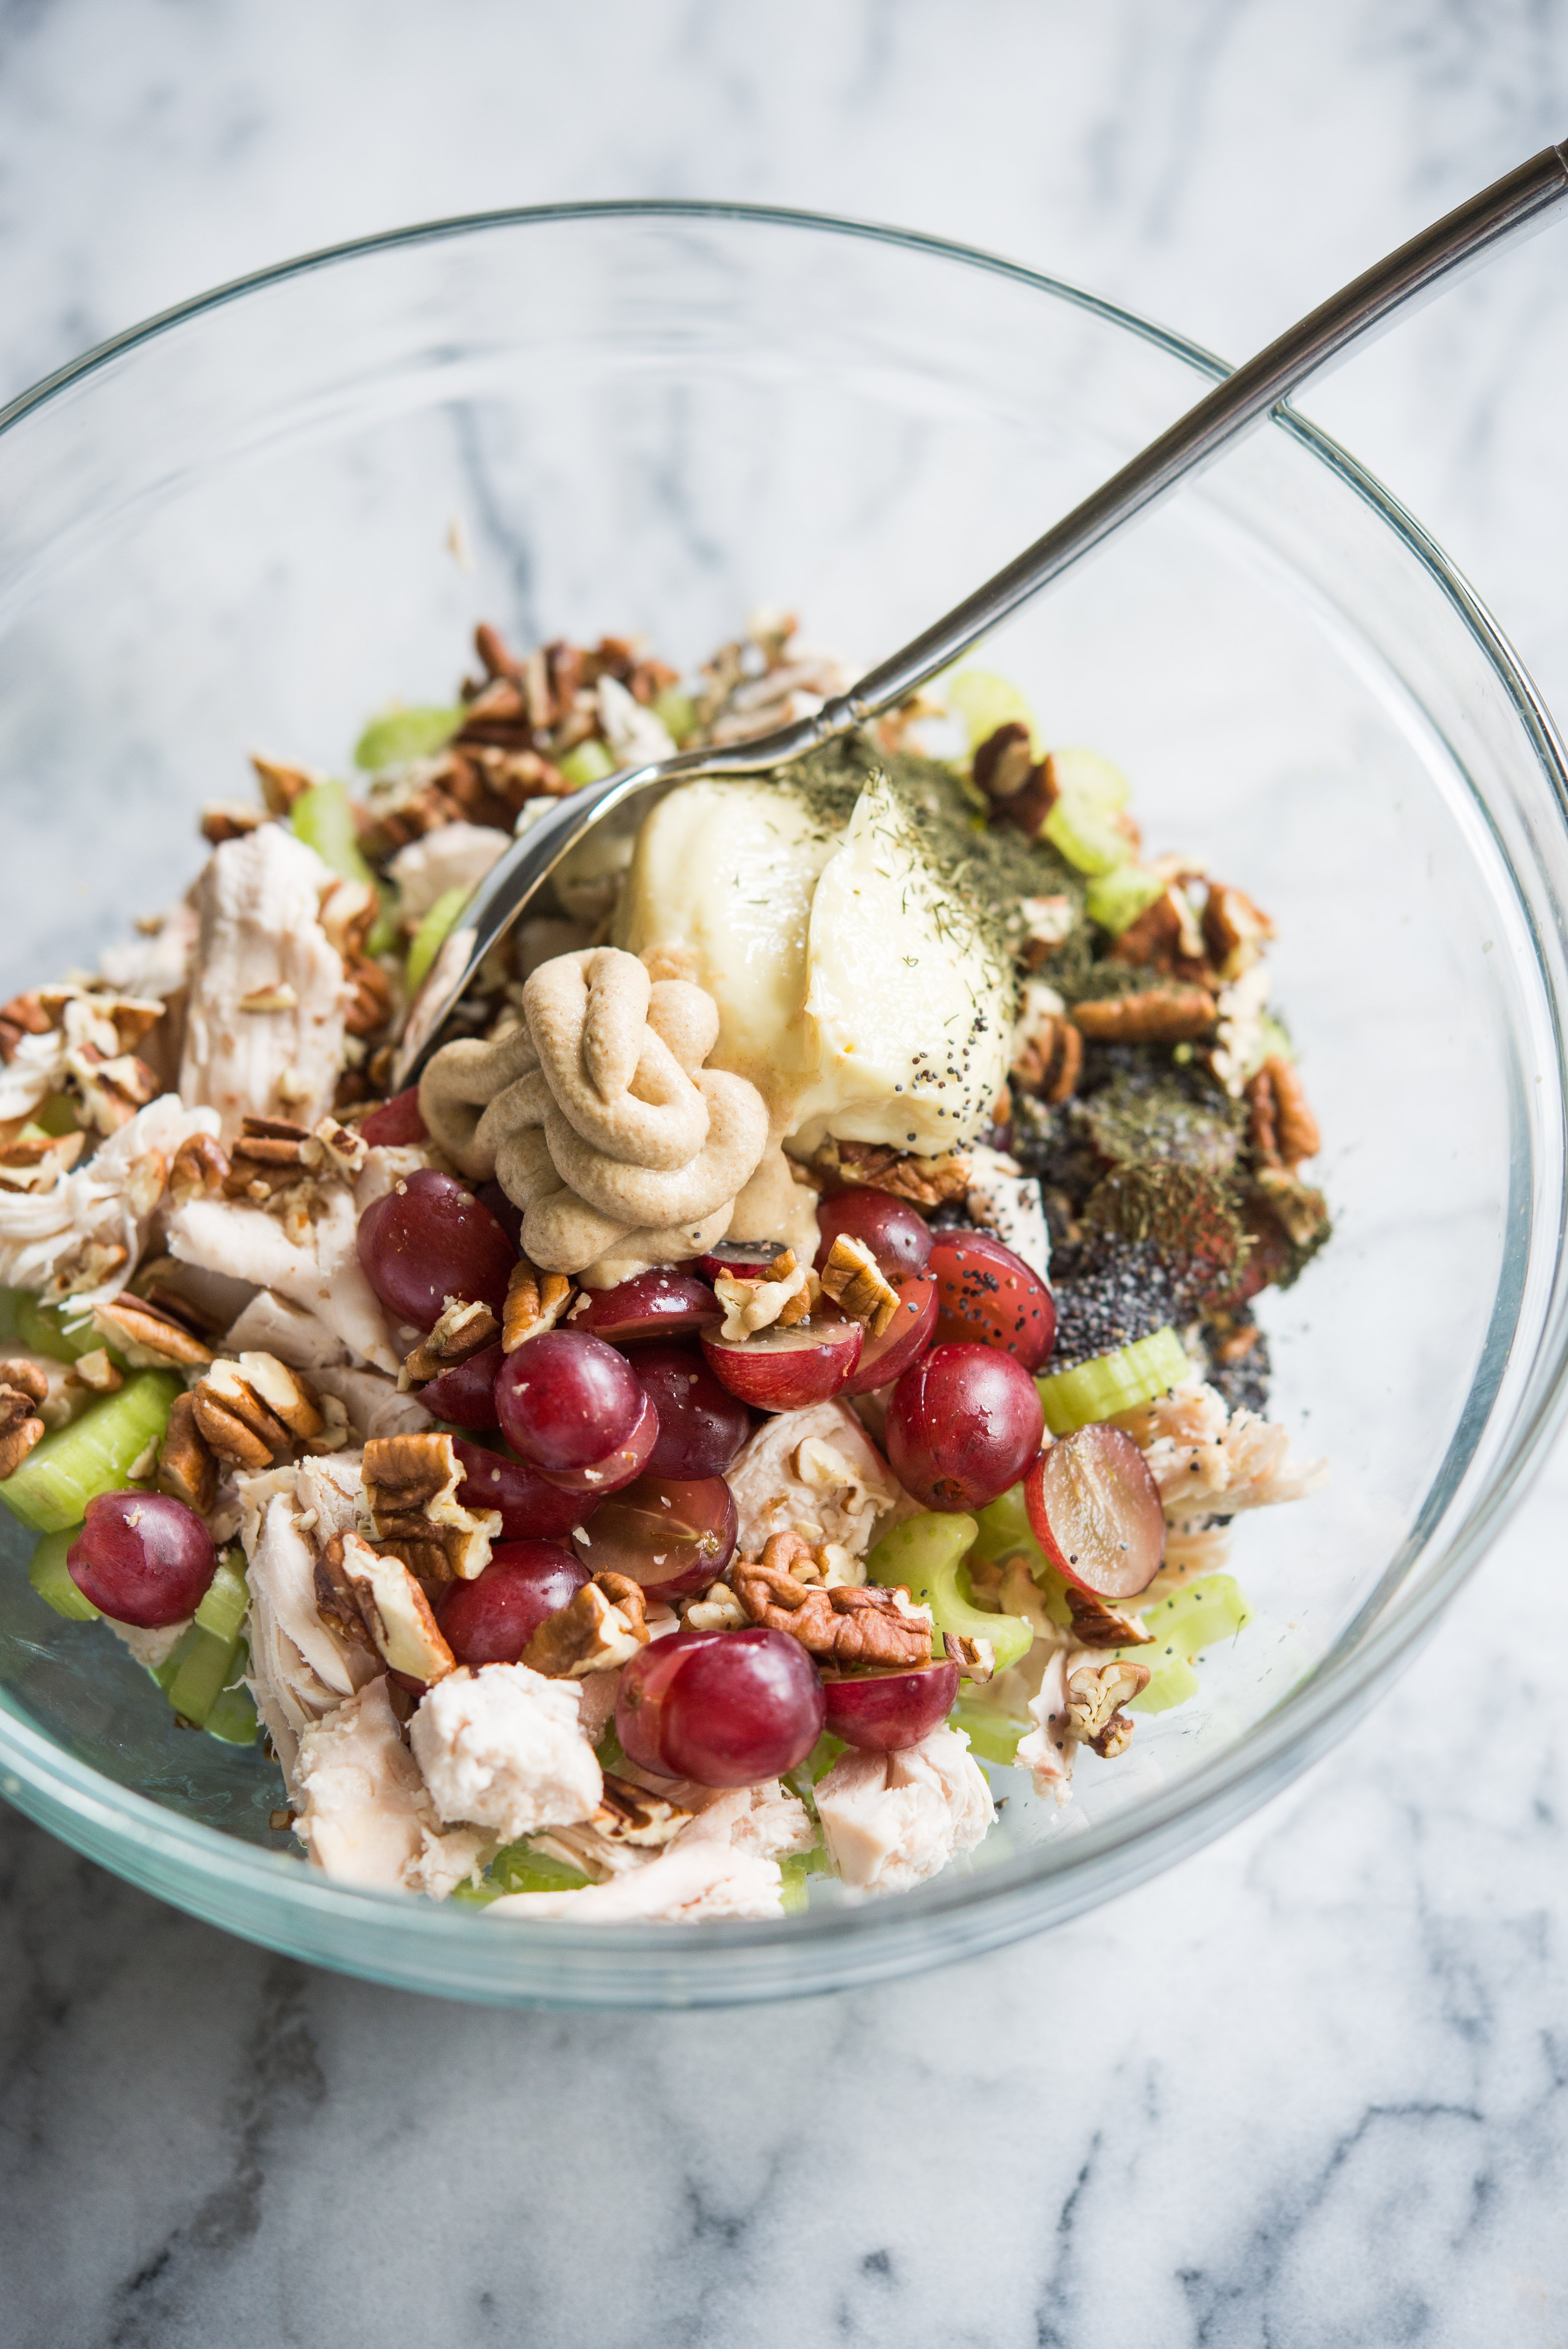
left=615, top=773, right=1014, bottom=1160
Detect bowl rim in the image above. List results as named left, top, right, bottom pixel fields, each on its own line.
left=4, top=197, right=1568, bottom=1994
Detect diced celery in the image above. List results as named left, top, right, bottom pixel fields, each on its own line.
left=353, top=706, right=466, bottom=772
left=0, top=1369, right=182, bottom=1533
left=557, top=739, right=617, bottom=790
left=290, top=776, right=377, bottom=886
left=779, top=1845, right=829, bottom=1913
left=0, top=1289, right=21, bottom=1344
left=365, top=889, right=400, bottom=959
left=33, top=1094, right=81, bottom=1139
left=1123, top=1574, right=1254, bottom=1713
left=950, top=1697, right=1029, bottom=1768
left=150, top=1624, right=200, bottom=1691
left=194, top=1551, right=249, bottom=1645
left=476, top=1840, right=595, bottom=1898
left=945, top=669, right=1039, bottom=753
left=28, top=1525, right=97, bottom=1621
left=1042, top=794, right=1128, bottom=876
left=652, top=687, right=698, bottom=745
left=866, top=1513, right=1035, bottom=1675
left=1049, top=747, right=1131, bottom=813
left=1258, top=1012, right=1294, bottom=1063
left=967, top=1489, right=1075, bottom=1628
left=166, top=1620, right=243, bottom=1727
left=203, top=1668, right=260, bottom=1747
left=1084, top=864, right=1166, bottom=937
left=405, top=885, right=469, bottom=997
left=1036, top=1326, right=1190, bottom=1436
left=13, top=1294, right=105, bottom=1364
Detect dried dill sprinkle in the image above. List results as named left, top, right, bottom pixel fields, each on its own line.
left=1048, top=1233, right=1210, bottom=1367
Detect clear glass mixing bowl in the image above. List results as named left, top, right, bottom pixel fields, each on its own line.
left=2, top=204, right=1566, bottom=2008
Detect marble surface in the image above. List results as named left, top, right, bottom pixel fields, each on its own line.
left=3, top=4, right=1568, bottom=2342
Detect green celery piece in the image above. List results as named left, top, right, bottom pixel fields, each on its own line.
left=1049, top=746, right=1131, bottom=813
left=405, top=885, right=469, bottom=998
left=202, top=1668, right=260, bottom=1747
left=968, top=1488, right=1075, bottom=1629
left=0, top=1288, right=21, bottom=1344
left=0, top=1369, right=182, bottom=1533
left=290, top=777, right=377, bottom=886
left=779, top=1846, right=829, bottom=1914
left=1041, top=793, right=1128, bottom=876
left=1085, top=864, right=1166, bottom=937
left=33, top=1093, right=81, bottom=1139
left=150, top=1624, right=201, bottom=1692
left=950, top=1696, right=1029, bottom=1768
left=13, top=1294, right=107, bottom=1364
left=865, top=1513, right=1034, bottom=1675
left=354, top=706, right=465, bottom=772
left=1036, top=1326, right=1190, bottom=1437
left=166, top=1622, right=242, bottom=1727
left=594, top=1723, right=629, bottom=1775
left=946, top=668, right=1039, bottom=752
left=652, top=686, right=697, bottom=745
left=1124, top=1574, right=1254, bottom=1713
left=483, top=1841, right=595, bottom=1898
left=557, top=739, right=617, bottom=789
left=365, top=889, right=400, bottom=959
left=28, top=1525, right=97, bottom=1621
left=194, top=1551, right=249, bottom=1644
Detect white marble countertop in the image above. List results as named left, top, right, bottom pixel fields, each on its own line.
left=3, top=6, right=1567, bottom=2343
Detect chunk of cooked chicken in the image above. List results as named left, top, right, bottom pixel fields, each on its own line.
left=238, top=1459, right=376, bottom=1787
left=167, top=1187, right=396, bottom=1372
left=1113, top=1378, right=1327, bottom=1523
left=292, top=1675, right=486, bottom=1894
left=964, top=1142, right=1051, bottom=1282
left=410, top=1664, right=603, bottom=1843
left=179, top=826, right=350, bottom=1139
left=726, top=1399, right=906, bottom=1574
left=816, top=1724, right=994, bottom=1894
left=386, top=822, right=507, bottom=923
left=485, top=1839, right=783, bottom=1922
left=0, top=1093, right=221, bottom=1308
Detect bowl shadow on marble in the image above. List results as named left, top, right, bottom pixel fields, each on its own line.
left=2, top=202, right=1566, bottom=2008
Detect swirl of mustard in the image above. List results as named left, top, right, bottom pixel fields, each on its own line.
left=418, top=948, right=770, bottom=1283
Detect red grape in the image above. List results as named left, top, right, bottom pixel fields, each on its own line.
left=574, top=1472, right=738, bottom=1601
left=356, top=1169, right=516, bottom=1329
left=67, top=1492, right=217, bottom=1627
left=886, top=1342, right=1046, bottom=1511
left=629, top=1342, right=750, bottom=1478
left=358, top=1087, right=428, bottom=1145
left=694, top=1239, right=790, bottom=1281
left=451, top=1436, right=598, bottom=1541
left=928, top=1228, right=1056, bottom=1369
left=616, top=1625, right=826, bottom=1785
left=532, top=1392, right=659, bottom=1496
left=821, top=1659, right=958, bottom=1751
left=841, top=1271, right=939, bottom=1396
left=815, top=1190, right=932, bottom=1280
left=436, top=1540, right=589, bottom=1665
left=495, top=1328, right=644, bottom=1472
left=1024, top=1424, right=1164, bottom=1599
left=700, top=1315, right=863, bottom=1410
left=412, top=1339, right=502, bottom=1429
left=477, top=1180, right=523, bottom=1251
left=568, top=1269, right=720, bottom=1345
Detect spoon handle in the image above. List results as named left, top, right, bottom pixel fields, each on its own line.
left=839, top=138, right=1568, bottom=722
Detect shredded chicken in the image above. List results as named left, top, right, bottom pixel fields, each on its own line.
left=1015, top=1648, right=1074, bottom=1798
left=0, top=1093, right=220, bottom=1308
left=726, top=1399, right=907, bottom=1572
left=485, top=1839, right=783, bottom=1922
left=386, top=822, right=507, bottom=923
left=237, top=1455, right=375, bottom=1787
left=410, top=1665, right=603, bottom=1843
left=964, top=1142, right=1051, bottom=1282
left=816, top=1726, right=994, bottom=1894
left=1115, top=1378, right=1327, bottom=1522
left=225, top=1288, right=350, bottom=1370
left=167, top=1187, right=396, bottom=1372
left=292, top=1675, right=487, bottom=1894
left=179, top=827, right=350, bottom=1138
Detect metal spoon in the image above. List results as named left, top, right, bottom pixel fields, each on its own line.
left=394, top=139, right=1568, bottom=1087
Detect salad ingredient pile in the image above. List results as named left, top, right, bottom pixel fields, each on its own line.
left=0, top=613, right=1327, bottom=1921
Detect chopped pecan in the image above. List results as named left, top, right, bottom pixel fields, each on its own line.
left=1260, top=1055, right=1320, bottom=1167
left=250, top=756, right=314, bottom=815
left=521, top=1572, right=649, bottom=1677
left=156, top=1392, right=217, bottom=1517
left=168, top=1132, right=230, bottom=1202
left=1252, top=1164, right=1331, bottom=1252
left=93, top=1293, right=216, bottom=1369
left=593, top=1770, right=691, bottom=1847
left=344, top=959, right=394, bottom=1039
left=68, top=1349, right=122, bottom=1396
left=733, top=1551, right=935, bottom=1668
left=66, top=1047, right=159, bottom=1133
left=192, top=1353, right=329, bottom=1469
left=1062, top=1586, right=1156, bottom=1649
left=0, top=1403, right=45, bottom=1479
left=236, top=984, right=299, bottom=1015
left=973, top=725, right=1058, bottom=840
left=0, top=1360, right=50, bottom=1408
left=361, top=1431, right=500, bottom=1581
left=317, top=878, right=378, bottom=964
left=200, top=802, right=269, bottom=845
left=714, top=1251, right=815, bottom=1341
left=818, top=1232, right=900, bottom=1336
left=401, top=1297, right=500, bottom=1386
left=1066, top=1659, right=1151, bottom=1757
left=0, top=1131, right=85, bottom=1189
left=827, top=1140, right=971, bottom=1210
left=943, top=1630, right=997, bottom=1684
left=474, top=620, right=522, bottom=681
left=1202, top=883, right=1274, bottom=981
left=1011, top=986, right=1083, bottom=1104
left=311, top=1116, right=369, bottom=1178
left=1245, top=1064, right=1279, bottom=1166
left=682, top=1580, right=748, bottom=1632
left=1108, top=886, right=1212, bottom=983
left=1070, top=984, right=1217, bottom=1045
left=334, top=1531, right=456, bottom=1685
left=502, top=1255, right=575, bottom=1352
left=0, top=991, right=52, bottom=1060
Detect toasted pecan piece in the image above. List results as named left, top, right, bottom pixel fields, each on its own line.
left=250, top=756, right=313, bottom=815
left=502, top=1256, right=574, bottom=1353
left=361, top=1431, right=500, bottom=1582
left=521, top=1572, right=649, bottom=1678
left=168, top=1132, right=230, bottom=1203
left=818, top=1232, right=900, bottom=1337
left=401, top=1297, right=500, bottom=1386
left=1070, top=984, right=1217, bottom=1045
left=1202, top=883, right=1274, bottom=982
left=1256, top=1055, right=1320, bottom=1167
left=1011, top=1007, right=1082, bottom=1103
left=733, top=1548, right=935, bottom=1668
left=593, top=1770, right=691, bottom=1847
left=827, top=1141, right=970, bottom=1210
left=192, top=1353, right=328, bottom=1470
left=334, top=1531, right=456, bottom=1685
left=1062, top=1586, right=1156, bottom=1650
left=156, top=1391, right=218, bottom=1517
left=93, top=1293, right=216, bottom=1370
left=1066, top=1659, right=1151, bottom=1757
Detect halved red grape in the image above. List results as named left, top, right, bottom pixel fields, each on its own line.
left=700, top=1316, right=863, bottom=1411
left=574, top=1471, right=738, bottom=1602
left=616, top=1625, right=826, bottom=1785
left=568, top=1269, right=721, bottom=1346
left=628, top=1342, right=750, bottom=1478
left=534, top=1391, right=660, bottom=1496
left=821, top=1659, right=958, bottom=1752
left=358, top=1087, right=428, bottom=1146
left=886, top=1342, right=1046, bottom=1512
left=841, top=1271, right=939, bottom=1397
left=495, top=1328, right=643, bottom=1471
left=67, top=1492, right=217, bottom=1628
left=477, top=1180, right=524, bottom=1252
left=436, top=1540, right=589, bottom=1665
left=928, top=1228, right=1056, bottom=1369
left=451, top=1436, right=598, bottom=1542
left=1024, top=1423, right=1164, bottom=1599
left=694, top=1239, right=789, bottom=1282
left=412, top=1340, right=502, bottom=1429
left=815, top=1190, right=932, bottom=1280
left=356, top=1169, right=517, bottom=1329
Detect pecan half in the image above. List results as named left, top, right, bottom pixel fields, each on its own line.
left=168, top=1132, right=230, bottom=1202
left=826, top=1141, right=971, bottom=1209
left=502, top=1256, right=574, bottom=1353
left=250, top=756, right=313, bottom=815
left=1066, top=1659, right=1151, bottom=1757
left=344, top=959, right=394, bottom=1039
left=156, top=1391, right=218, bottom=1517
left=401, top=1297, right=500, bottom=1386
left=1202, top=883, right=1274, bottom=982
left=1062, top=1586, right=1157, bottom=1650
left=1070, top=984, right=1217, bottom=1045
left=733, top=1549, right=935, bottom=1668
left=361, top=1431, right=500, bottom=1581
left=1252, top=1055, right=1320, bottom=1168
left=973, top=725, right=1059, bottom=840
left=818, top=1233, right=900, bottom=1336
left=1012, top=1009, right=1082, bottom=1103
left=1108, top=887, right=1212, bottom=984
left=0, top=991, right=52, bottom=1061
left=93, top=1293, right=216, bottom=1369
left=521, top=1572, right=649, bottom=1677
left=0, top=1362, right=48, bottom=1478
left=334, top=1530, right=456, bottom=1685
left=192, top=1353, right=329, bottom=1470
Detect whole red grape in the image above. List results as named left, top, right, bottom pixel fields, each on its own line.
left=616, top=1626, right=826, bottom=1785
left=67, top=1492, right=217, bottom=1627
left=356, top=1169, right=516, bottom=1328
left=436, top=1542, right=589, bottom=1666
left=494, top=1328, right=645, bottom=1472
left=886, top=1342, right=1046, bottom=1511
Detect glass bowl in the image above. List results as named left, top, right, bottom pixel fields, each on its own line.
left=2, top=204, right=1566, bottom=2009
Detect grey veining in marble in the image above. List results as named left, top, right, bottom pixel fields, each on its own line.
left=2, top=4, right=1568, bottom=2344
